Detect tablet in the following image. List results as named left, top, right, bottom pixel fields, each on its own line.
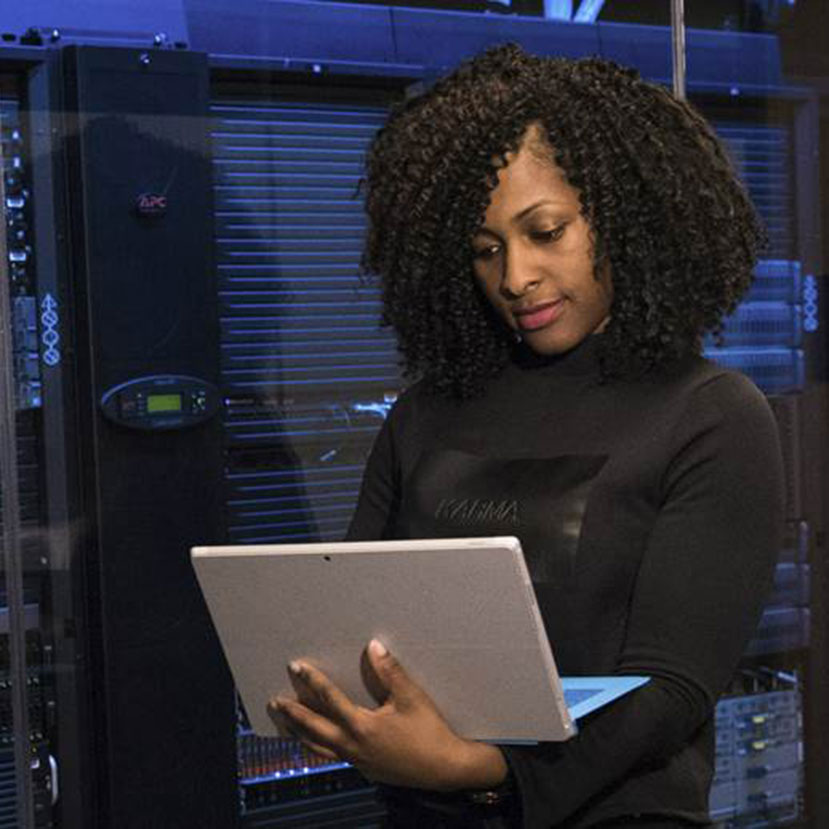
left=191, top=536, right=646, bottom=743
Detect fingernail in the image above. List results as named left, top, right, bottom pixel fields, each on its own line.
left=288, top=660, right=303, bottom=676
left=369, top=638, right=388, bottom=657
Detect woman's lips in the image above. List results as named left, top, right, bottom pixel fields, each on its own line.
left=513, top=299, right=565, bottom=331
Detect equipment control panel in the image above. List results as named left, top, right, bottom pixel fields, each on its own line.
left=100, top=375, right=219, bottom=430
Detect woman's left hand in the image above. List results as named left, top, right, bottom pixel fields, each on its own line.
left=268, top=639, right=508, bottom=791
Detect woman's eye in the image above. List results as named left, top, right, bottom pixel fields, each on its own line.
left=531, top=226, right=565, bottom=243
left=472, top=244, right=501, bottom=261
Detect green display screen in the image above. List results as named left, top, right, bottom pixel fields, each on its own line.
left=146, top=393, right=183, bottom=413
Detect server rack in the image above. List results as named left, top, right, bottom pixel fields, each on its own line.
left=1, top=68, right=61, bottom=829
left=59, top=45, right=239, bottom=829
left=4, top=45, right=241, bottom=829
left=694, top=93, right=824, bottom=829
left=211, top=76, right=402, bottom=828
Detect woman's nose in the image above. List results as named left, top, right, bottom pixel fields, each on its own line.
left=500, top=244, right=540, bottom=298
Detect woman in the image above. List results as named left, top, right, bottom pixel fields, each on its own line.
left=269, top=44, right=784, bottom=828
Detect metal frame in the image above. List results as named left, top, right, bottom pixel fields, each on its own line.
left=671, top=0, right=686, bottom=100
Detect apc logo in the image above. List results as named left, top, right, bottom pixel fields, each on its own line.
left=135, top=193, right=168, bottom=217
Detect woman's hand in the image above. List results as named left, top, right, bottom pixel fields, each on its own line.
left=268, top=639, right=508, bottom=791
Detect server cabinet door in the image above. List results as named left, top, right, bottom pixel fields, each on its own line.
left=61, top=46, right=237, bottom=829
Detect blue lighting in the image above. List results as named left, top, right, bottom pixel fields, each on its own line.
left=573, top=0, right=605, bottom=23
left=351, top=401, right=394, bottom=419
left=242, top=761, right=351, bottom=786
left=543, top=0, right=573, bottom=20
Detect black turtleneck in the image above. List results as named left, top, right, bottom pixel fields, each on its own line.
left=346, top=338, right=784, bottom=828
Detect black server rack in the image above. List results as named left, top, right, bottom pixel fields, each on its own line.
left=3, top=48, right=245, bottom=828
left=57, top=45, right=239, bottom=829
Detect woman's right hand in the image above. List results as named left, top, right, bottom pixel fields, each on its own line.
left=269, top=638, right=509, bottom=791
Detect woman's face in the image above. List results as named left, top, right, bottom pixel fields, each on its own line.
left=471, top=138, right=612, bottom=356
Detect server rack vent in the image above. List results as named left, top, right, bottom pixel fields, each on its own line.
left=212, top=100, right=398, bottom=393
left=716, top=123, right=794, bottom=260
left=211, top=91, right=398, bottom=823
left=212, top=95, right=399, bottom=548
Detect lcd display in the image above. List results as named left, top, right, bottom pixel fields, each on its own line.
left=146, top=393, right=183, bottom=413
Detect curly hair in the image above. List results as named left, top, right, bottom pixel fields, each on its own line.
left=362, top=43, right=764, bottom=399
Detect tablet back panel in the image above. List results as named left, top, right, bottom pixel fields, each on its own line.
left=191, top=537, right=575, bottom=742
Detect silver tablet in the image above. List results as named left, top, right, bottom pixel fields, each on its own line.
left=191, top=536, right=645, bottom=743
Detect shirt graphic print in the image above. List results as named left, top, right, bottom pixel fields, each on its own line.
left=399, top=449, right=608, bottom=585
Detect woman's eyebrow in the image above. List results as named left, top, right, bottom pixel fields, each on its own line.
left=511, top=199, right=568, bottom=222
left=476, top=200, right=570, bottom=236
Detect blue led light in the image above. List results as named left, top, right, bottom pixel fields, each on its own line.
left=803, top=274, right=819, bottom=333
left=351, top=401, right=394, bottom=419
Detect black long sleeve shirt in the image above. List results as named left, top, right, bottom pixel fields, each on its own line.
left=346, top=336, right=784, bottom=828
